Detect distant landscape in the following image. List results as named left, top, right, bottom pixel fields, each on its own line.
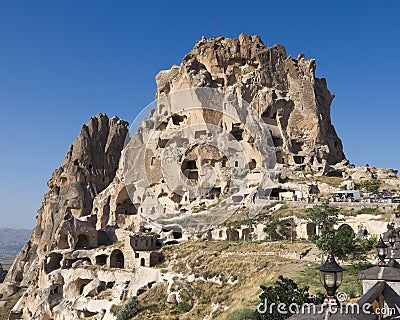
left=0, top=228, right=31, bottom=270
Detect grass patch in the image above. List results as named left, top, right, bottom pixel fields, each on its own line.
left=192, top=204, right=207, bottom=213
left=225, top=308, right=255, bottom=320
left=355, top=207, right=380, bottom=215
left=0, top=289, right=25, bottom=319
left=129, top=239, right=371, bottom=319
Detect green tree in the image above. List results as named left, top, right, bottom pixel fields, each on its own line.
left=306, top=203, right=357, bottom=257
left=255, top=276, right=324, bottom=320
left=358, top=235, right=377, bottom=253
left=333, top=224, right=356, bottom=258
left=313, top=228, right=336, bottom=253
left=312, top=224, right=356, bottom=258
left=263, top=216, right=287, bottom=241
left=359, top=180, right=381, bottom=193
left=305, top=202, right=339, bottom=235
left=116, top=296, right=140, bottom=320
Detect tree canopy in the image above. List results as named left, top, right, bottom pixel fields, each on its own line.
left=255, top=276, right=324, bottom=320
left=306, top=203, right=357, bottom=258
left=359, top=180, right=381, bottom=193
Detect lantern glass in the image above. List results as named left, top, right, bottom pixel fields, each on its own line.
left=324, top=272, right=336, bottom=288
left=378, top=246, right=388, bottom=257
left=335, top=271, right=343, bottom=287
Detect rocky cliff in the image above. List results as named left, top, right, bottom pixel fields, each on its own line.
left=156, top=33, right=345, bottom=167
left=2, top=114, right=129, bottom=318
left=3, top=34, right=396, bottom=320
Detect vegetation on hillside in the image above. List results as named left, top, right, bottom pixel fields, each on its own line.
left=255, top=276, right=324, bottom=320
left=359, top=180, right=382, bottom=193
left=306, top=202, right=377, bottom=260
left=127, top=237, right=372, bottom=319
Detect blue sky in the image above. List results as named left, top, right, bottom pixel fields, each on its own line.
left=0, top=1, right=399, bottom=229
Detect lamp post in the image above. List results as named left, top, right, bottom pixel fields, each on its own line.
left=376, top=236, right=388, bottom=266
left=317, top=252, right=345, bottom=306
left=388, top=231, right=397, bottom=248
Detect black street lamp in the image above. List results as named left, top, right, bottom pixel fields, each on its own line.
left=388, top=231, right=397, bottom=248
left=387, top=222, right=395, bottom=232
left=317, top=252, right=346, bottom=305
left=376, top=236, right=388, bottom=266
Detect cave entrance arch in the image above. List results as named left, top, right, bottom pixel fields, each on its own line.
left=306, top=223, right=317, bottom=238
left=76, top=234, right=89, bottom=249
left=95, top=255, right=108, bottom=266
left=110, top=249, right=124, bottom=268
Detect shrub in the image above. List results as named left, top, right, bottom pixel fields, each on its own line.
left=110, top=304, right=122, bottom=316
left=176, top=301, right=192, bottom=313
left=192, top=204, right=207, bottom=213
left=359, top=180, right=381, bottom=193
left=356, top=207, right=379, bottom=215
left=227, top=308, right=256, bottom=320
left=116, top=296, right=140, bottom=320
left=255, top=276, right=324, bottom=320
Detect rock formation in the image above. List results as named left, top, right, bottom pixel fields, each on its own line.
left=2, top=114, right=142, bottom=319
left=156, top=33, right=345, bottom=168
left=2, top=34, right=398, bottom=320
left=117, top=33, right=348, bottom=229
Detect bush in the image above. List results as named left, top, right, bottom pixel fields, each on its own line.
left=110, top=304, right=122, bottom=316
left=255, top=276, right=324, bottom=320
left=359, top=180, right=381, bottom=193
left=116, top=296, right=140, bottom=320
left=356, top=207, right=379, bottom=215
left=227, top=308, right=256, bottom=320
left=192, top=204, right=206, bottom=213
left=176, top=301, right=192, bottom=313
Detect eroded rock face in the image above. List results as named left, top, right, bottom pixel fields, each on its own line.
left=4, top=114, right=129, bottom=317
left=4, top=34, right=387, bottom=320
left=156, top=33, right=345, bottom=167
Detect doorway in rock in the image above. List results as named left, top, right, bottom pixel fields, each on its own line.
left=110, top=249, right=124, bottom=268
left=76, top=234, right=89, bottom=249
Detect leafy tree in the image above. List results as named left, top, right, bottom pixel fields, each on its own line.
left=263, top=216, right=287, bottom=241
left=306, top=203, right=357, bottom=257
left=312, top=228, right=336, bottom=254
left=357, top=235, right=377, bottom=254
left=255, top=276, right=324, bottom=320
left=312, top=224, right=356, bottom=258
left=333, top=224, right=356, bottom=258
left=359, top=180, right=381, bottom=193
left=305, top=202, right=339, bottom=235
left=116, top=296, right=140, bottom=320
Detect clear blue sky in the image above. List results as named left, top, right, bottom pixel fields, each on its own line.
left=0, top=1, right=399, bottom=229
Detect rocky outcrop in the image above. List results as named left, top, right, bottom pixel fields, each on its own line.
left=156, top=33, right=345, bottom=167
left=4, top=34, right=397, bottom=320
left=3, top=114, right=130, bottom=318
left=6, top=114, right=128, bottom=286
